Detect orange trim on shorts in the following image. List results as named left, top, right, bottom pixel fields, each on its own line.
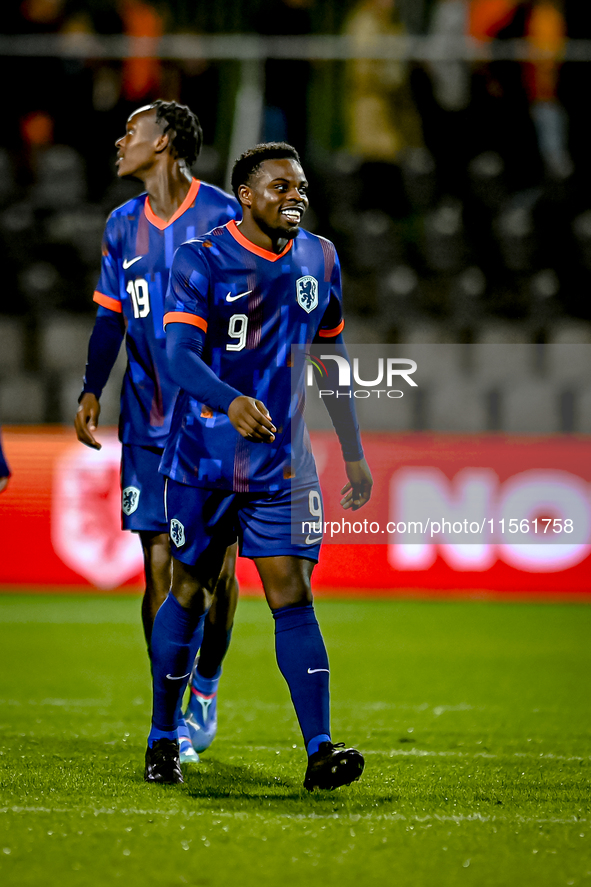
left=226, top=219, right=293, bottom=262
left=93, top=291, right=122, bottom=313
left=163, top=311, right=208, bottom=332
left=318, top=319, right=345, bottom=338
left=144, top=178, right=201, bottom=230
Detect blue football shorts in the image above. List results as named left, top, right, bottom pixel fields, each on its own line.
left=120, top=444, right=167, bottom=533
left=164, top=477, right=324, bottom=565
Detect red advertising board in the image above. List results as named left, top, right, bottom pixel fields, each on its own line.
left=1, top=427, right=590, bottom=596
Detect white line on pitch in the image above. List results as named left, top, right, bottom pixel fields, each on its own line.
left=0, top=806, right=586, bottom=826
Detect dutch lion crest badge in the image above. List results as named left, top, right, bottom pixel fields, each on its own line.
left=296, top=275, right=318, bottom=313
left=170, top=519, right=185, bottom=548
left=122, top=486, right=140, bottom=515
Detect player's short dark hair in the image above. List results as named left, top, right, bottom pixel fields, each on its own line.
left=150, top=99, right=203, bottom=167
left=231, top=142, right=301, bottom=200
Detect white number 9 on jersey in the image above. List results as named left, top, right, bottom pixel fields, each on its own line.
left=226, top=314, right=248, bottom=351
left=309, top=490, right=322, bottom=529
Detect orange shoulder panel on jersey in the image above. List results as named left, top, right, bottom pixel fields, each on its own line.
left=163, top=311, right=208, bottom=332
left=318, top=319, right=345, bottom=338
left=93, top=291, right=122, bottom=313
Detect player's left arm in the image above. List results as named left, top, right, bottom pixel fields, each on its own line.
left=313, top=248, right=373, bottom=510
left=0, top=428, right=11, bottom=493
left=75, top=218, right=126, bottom=449
left=315, top=333, right=373, bottom=510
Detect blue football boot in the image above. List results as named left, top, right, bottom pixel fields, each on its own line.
left=177, top=715, right=200, bottom=764
left=184, top=666, right=220, bottom=753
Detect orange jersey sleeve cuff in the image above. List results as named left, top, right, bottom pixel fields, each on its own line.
left=318, top=319, right=344, bottom=338
left=163, top=311, right=208, bottom=332
left=93, top=291, right=122, bottom=313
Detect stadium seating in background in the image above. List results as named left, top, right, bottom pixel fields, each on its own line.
left=503, top=379, right=561, bottom=434
left=577, top=388, right=591, bottom=434
left=0, top=149, right=17, bottom=207
left=40, top=315, right=95, bottom=373
left=428, top=378, right=489, bottom=433
left=44, top=206, right=106, bottom=267
left=33, top=146, right=87, bottom=210
left=0, top=317, right=25, bottom=376
left=0, top=374, right=44, bottom=423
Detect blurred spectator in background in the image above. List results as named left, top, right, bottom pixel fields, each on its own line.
left=254, top=0, right=314, bottom=156
left=60, top=1, right=125, bottom=199
left=523, top=0, right=572, bottom=180
left=119, top=0, right=164, bottom=104
left=469, top=0, right=542, bottom=190
left=420, top=0, right=471, bottom=195
left=5, top=0, right=68, bottom=181
left=428, top=0, right=471, bottom=113
left=59, top=0, right=165, bottom=199
left=560, top=1, right=591, bottom=186
left=0, top=428, right=10, bottom=493
left=469, top=0, right=570, bottom=184
left=344, top=0, right=422, bottom=215
left=343, top=0, right=423, bottom=217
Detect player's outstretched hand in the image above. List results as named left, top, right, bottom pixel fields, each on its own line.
left=340, top=458, right=373, bottom=511
left=228, top=396, right=276, bottom=443
left=75, top=393, right=102, bottom=450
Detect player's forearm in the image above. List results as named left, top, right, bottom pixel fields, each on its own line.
left=0, top=449, right=10, bottom=480
left=323, top=395, right=364, bottom=462
left=166, top=323, right=242, bottom=414
left=81, top=312, right=125, bottom=399
left=315, top=336, right=364, bottom=462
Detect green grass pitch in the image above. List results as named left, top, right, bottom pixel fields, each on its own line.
left=0, top=593, right=590, bottom=887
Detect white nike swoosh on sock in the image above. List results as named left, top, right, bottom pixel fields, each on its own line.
left=166, top=672, right=191, bottom=680
left=307, top=668, right=330, bottom=674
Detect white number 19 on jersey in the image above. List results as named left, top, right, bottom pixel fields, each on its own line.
left=126, top=279, right=151, bottom=319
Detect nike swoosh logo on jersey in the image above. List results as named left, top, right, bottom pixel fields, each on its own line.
left=305, top=535, right=323, bottom=545
left=122, top=256, right=142, bottom=269
left=165, top=672, right=191, bottom=681
left=307, top=668, right=329, bottom=674
left=226, top=290, right=252, bottom=302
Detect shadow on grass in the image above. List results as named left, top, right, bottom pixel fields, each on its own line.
left=1, top=734, right=399, bottom=811
left=171, top=757, right=395, bottom=809
left=180, top=756, right=307, bottom=800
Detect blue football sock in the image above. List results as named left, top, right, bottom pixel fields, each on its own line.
left=150, top=593, right=206, bottom=733
left=197, top=626, right=233, bottom=679
left=176, top=716, right=191, bottom=741
left=193, top=667, right=221, bottom=694
left=272, top=603, right=331, bottom=751
left=307, top=733, right=332, bottom=757
left=186, top=618, right=205, bottom=683
left=147, top=726, right=178, bottom=748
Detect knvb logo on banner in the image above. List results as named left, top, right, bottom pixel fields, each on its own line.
left=305, top=354, right=418, bottom=400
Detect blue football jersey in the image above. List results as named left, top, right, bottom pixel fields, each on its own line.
left=93, top=179, right=240, bottom=446
left=160, top=219, right=345, bottom=492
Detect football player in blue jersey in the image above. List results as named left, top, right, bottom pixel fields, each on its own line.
left=144, top=142, right=373, bottom=788
left=74, top=100, right=240, bottom=764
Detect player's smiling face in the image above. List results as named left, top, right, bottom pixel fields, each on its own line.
left=115, top=107, right=162, bottom=178
left=243, top=159, right=309, bottom=240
